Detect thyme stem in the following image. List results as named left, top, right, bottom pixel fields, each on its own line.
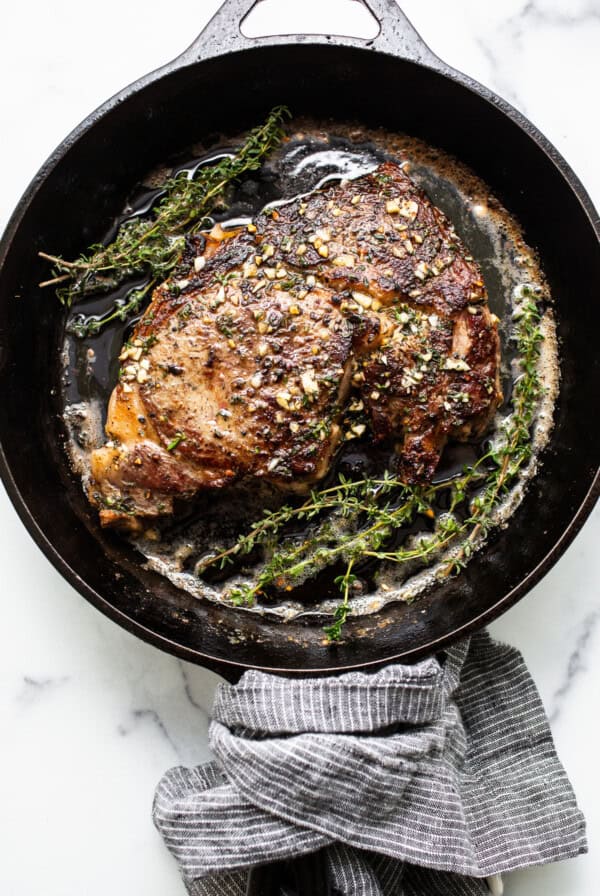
left=323, top=560, right=356, bottom=642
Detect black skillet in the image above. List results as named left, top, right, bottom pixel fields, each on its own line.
left=0, top=0, right=599, bottom=686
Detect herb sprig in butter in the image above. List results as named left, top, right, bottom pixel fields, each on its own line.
left=199, top=294, right=544, bottom=642
left=39, top=106, right=291, bottom=330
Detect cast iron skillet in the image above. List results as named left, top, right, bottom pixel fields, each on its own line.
left=0, top=0, right=599, bottom=683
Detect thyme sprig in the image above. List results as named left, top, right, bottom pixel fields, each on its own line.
left=323, top=562, right=357, bottom=642
left=67, top=279, right=157, bottom=339
left=39, top=105, right=291, bottom=314
left=197, top=474, right=422, bottom=573
left=207, top=295, right=544, bottom=642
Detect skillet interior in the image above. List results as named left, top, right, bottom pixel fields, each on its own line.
left=0, top=43, right=599, bottom=677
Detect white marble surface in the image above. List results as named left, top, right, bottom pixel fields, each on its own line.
left=1, top=1, right=599, bottom=893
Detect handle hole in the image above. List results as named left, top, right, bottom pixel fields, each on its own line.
left=241, top=0, right=380, bottom=40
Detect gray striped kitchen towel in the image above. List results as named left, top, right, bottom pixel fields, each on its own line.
left=153, top=631, right=586, bottom=894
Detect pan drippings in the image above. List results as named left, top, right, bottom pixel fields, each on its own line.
left=61, top=121, right=558, bottom=622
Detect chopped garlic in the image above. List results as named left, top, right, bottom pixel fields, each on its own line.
left=399, top=199, right=419, bottom=220
left=276, top=391, right=291, bottom=409
left=352, top=291, right=372, bottom=309
left=444, top=357, right=471, bottom=371
left=300, top=369, right=320, bottom=396
left=333, top=254, right=355, bottom=267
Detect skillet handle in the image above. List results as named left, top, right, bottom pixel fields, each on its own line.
left=177, top=0, right=441, bottom=67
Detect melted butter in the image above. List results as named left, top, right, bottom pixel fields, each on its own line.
left=62, top=120, right=559, bottom=622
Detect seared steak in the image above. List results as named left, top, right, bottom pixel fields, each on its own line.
left=89, top=161, right=501, bottom=530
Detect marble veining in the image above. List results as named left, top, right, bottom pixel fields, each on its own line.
left=178, top=660, right=219, bottom=716
left=1, top=2, right=599, bottom=894
left=18, top=675, right=70, bottom=707
left=547, top=609, right=600, bottom=725
left=520, top=1, right=600, bottom=26
left=118, top=708, right=180, bottom=755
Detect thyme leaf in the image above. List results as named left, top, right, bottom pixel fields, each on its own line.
left=167, top=432, right=186, bottom=452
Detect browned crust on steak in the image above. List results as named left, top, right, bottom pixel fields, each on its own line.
left=255, top=161, right=486, bottom=314
left=88, top=160, right=501, bottom=529
left=358, top=303, right=500, bottom=481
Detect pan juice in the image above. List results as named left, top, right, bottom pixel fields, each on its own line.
left=61, top=121, right=558, bottom=622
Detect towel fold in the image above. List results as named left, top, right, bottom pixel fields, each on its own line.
left=153, top=632, right=586, bottom=895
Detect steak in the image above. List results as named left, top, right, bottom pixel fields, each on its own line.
left=89, top=161, right=501, bottom=530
